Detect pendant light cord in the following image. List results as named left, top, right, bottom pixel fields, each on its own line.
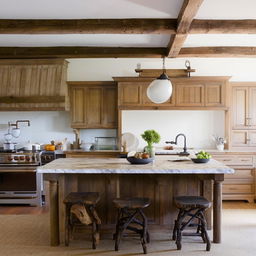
left=162, top=57, right=166, bottom=74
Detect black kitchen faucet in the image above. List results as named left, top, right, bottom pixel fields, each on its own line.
left=166, top=133, right=189, bottom=156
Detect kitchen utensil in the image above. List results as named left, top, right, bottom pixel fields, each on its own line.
left=23, top=140, right=33, bottom=151
left=126, top=157, right=153, bottom=165
left=121, top=133, right=139, bottom=152
left=3, top=142, right=17, bottom=151
left=11, top=128, right=21, bottom=138
left=81, top=142, right=92, bottom=151
left=191, top=158, right=210, bottom=163
left=4, top=133, right=13, bottom=143
left=45, top=144, right=55, bottom=151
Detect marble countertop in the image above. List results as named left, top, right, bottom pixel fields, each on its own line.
left=37, top=156, right=234, bottom=174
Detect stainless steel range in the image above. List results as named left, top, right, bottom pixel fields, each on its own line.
left=0, top=151, right=41, bottom=166
left=0, top=151, right=42, bottom=206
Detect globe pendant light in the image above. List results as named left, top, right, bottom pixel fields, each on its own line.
left=147, top=57, right=172, bottom=104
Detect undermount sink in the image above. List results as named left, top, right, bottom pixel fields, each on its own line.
left=155, top=151, right=190, bottom=156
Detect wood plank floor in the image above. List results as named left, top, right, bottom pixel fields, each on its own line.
left=0, top=200, right=255, bottom=214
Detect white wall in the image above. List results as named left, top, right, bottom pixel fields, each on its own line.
left=67, top=58, right=256, bottom=81
left=1, top=57, right=256, bottom=149
left=122, top=110, right=224, bottom=150
left=0, top=111, right=116, bottom=147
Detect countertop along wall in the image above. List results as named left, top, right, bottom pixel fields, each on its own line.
left=1, top=58, right=256, bottom=149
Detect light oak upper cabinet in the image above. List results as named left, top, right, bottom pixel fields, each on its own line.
left=69, top=82, right=117, bottom=129
left=205, top=83, right=225, bottom=107
left=175, top=83, right=204, bottom=107
left=118, top=82, right=141, bottom=106
left=115, top=77, right=228, bottom=109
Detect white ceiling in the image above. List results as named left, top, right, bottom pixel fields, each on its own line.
left=0, top=0, right=182, bottom=19
left=0, top=34, right=170, bottom=47
left=0, top=0, right=256, bottom=49
left=185, top=34, right=256, bottom=47
left=196, top=0, right=256, bottom=19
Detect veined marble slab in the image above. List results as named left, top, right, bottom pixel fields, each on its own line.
left=37, top=156, right=235, bottom=174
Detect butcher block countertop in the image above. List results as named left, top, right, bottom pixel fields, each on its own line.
left=37, top=156, right=234, bottom=174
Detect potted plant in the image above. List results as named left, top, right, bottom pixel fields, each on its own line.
left=141, top=130, right=161, bottom=158
left=212, top=135, right=226, bottom=151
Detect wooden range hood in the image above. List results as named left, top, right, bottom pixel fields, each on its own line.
left=0, top=59, right=68, bottom=111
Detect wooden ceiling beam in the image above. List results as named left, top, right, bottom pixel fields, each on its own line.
left=190, top=19, right=256, bottom=34
left=2, top=18, right=256, bottom=35
left=179, top=47, right=256, bottom=57
left=166, top=0, right=204, bottom=58
left=0, top=47, right=166, bottom=59
left=0, top=19, right=176, bottom=34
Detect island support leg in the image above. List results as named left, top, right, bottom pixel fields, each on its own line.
left=213, top=175, right=223, bottom=244
left=49, top=180, right=60, bottom=246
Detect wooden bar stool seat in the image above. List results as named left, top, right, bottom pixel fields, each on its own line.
left=64, top=192, right=100, bottom=205
left=64, top=192, right=101, bottom=249
left=113, top=197, right=150, bottom=209
left=113, top=197, right=151, bottom=254
left=172, top=196, right=211, bottom=251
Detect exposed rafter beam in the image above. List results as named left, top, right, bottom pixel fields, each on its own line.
left=0, top=47, right=166, bottom=59
left=2, top=19, right=256, bottom=35
left=190, top=19, right=256, bottom=34
left=0, top=19, right=176, bottom=34
left=166, top=0, right=204, bottom=58
left=179, top=47, right=256, bottom=57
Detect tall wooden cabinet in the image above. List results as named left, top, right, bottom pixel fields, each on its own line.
left=68, top=82, right=117, bottom=129
left=231, top=83, right=256, bottom=148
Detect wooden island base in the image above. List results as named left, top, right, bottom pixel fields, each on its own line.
left=46, top=173, right=223, bottom=245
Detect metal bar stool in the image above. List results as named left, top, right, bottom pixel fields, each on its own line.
left=172, top=196, right=211, bottom=251
left=63, top=192, right=101, bottom=249
left=113, top=197, right=151, bottom=254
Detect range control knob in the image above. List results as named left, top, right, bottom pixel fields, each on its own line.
left=25, top=156, right=30, bottom=162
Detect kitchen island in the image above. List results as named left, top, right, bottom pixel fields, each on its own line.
left=37, top=156, right=234, bottom=246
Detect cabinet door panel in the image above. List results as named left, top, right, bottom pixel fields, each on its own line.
left=176, top=84, right=204, bottom=106
left=103, top=87, right=117, bottom=128
left=223, top=184, right=254, bottom=194
left=205, top=83, right=224, bottom=107
left=248, top=131, right=256, bottom=146
left=70, top=87, right=85, bottom=125
left=119, top=83, right=141, bottom=105
left=231, top=130, right=248, bottom=147
left=86, top=87, right=102, bottom=127
left=232, top=87, right=248, bottom=129
left=248, top=87, right=256, bottom=128
left=227, top=169, right=254, bottom=180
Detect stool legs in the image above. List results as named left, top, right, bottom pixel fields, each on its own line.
left=65, top=204, right=72, bottom=246
left=172, top=208, right=211, bottom=251
left=65, top=203, right=100, bottom=249
left=114, top=208, right=149, bottom=254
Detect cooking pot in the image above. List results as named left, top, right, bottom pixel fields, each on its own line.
left=3, top=142, right=17, bottom=151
